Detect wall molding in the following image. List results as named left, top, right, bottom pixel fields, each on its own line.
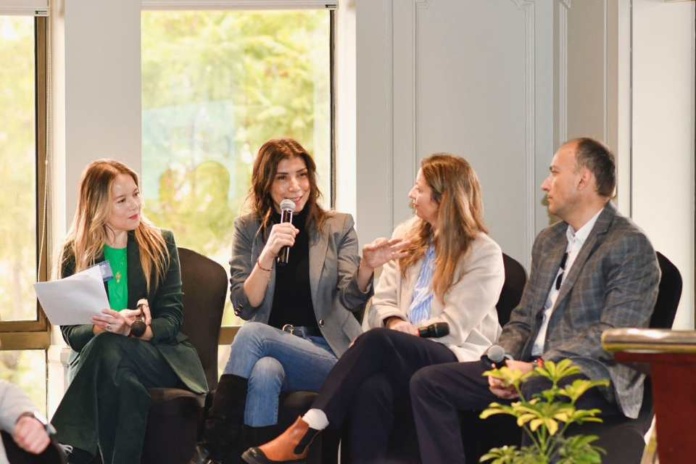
left=391, top=0, right=538, bottom=264
left=518, top=0, right=536, bottom=267
left=499, top=0, right=538, bottom=265
left=386, top=0, right=395, bottom=228
left=602, top=0, right=608, bottom=143
left=558, top=0, right=569, bottom=143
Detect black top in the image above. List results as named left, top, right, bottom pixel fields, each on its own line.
left=268, top=207, right=317, bottom=329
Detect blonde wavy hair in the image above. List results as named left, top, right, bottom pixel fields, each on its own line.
left=58, top=159, right=168, bottom=292
left=399, top=154, right=488, bottom=301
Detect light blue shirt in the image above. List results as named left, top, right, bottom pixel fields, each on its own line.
left=408, top=245, right=436, bottom=325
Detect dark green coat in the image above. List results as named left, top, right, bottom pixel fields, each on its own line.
left=60, top=230, right=207, bottom=394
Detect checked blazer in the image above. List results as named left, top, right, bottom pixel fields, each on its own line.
left=498, top=202, right=660, bottom=418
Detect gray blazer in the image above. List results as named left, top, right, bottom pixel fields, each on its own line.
left=229, top=211, right=370, bottom=357
left=499, top=202, right=660, bottom=418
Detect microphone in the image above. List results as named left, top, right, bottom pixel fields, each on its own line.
left=418, top=322, right=450, bottom=338
left=481, top=345, right=509, bottom=369
left=131, top=320, right=146, bottom=338
left=131, top=301, right=147, bottom=338
left=277, top=199, right=296, bottom=266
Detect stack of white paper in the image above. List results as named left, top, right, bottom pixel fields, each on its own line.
left=34, top=265, right=110, bottom=325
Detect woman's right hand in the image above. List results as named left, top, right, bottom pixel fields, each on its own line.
left=385, top=317, right=419, bottom=336
left=260, top=222, right=299, bottom=263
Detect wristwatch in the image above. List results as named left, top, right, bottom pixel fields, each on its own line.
left=17, top=411, right=57, bottom=435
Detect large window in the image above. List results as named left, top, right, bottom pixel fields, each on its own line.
left=0, top=13, right=49, bottom=412
left=141, top=9, right=333, bottom=326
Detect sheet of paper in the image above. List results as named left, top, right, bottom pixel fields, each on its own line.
left=34, top=265, right=110, bottom=325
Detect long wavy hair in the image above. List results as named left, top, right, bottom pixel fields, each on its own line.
left=59, top=159, right=168, bottom=292
left=248, top=138, right=328, bottom=233
left=399, top=154, right=488, bottom=301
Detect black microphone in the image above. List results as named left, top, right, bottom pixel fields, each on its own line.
left=481, top=345, right=509, bottom=369
left=131, top=320, right=146, bottom=338
left=131, top=301, right=147, bottom=338
left=277, top=199, right=296, bottom=266
left=418, top=322, right=450, bottom=338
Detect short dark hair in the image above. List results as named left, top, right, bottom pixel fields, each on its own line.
left=572, top=137, right=616, bottom=197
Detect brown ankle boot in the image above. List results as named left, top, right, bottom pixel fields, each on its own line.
left=240, top=417, right=320, bottom=464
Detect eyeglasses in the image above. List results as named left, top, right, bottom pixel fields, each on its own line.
left=555, top=252, right=569, bottom=290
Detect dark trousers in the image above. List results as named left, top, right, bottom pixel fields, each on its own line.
left=51, top=333, right=183, bottom=464
left=312, top=328, right=457, bottom=462
left=410, top=360, right=621, bottom=464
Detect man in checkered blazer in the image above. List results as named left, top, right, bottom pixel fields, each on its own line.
left=410, top=137, right=660, bottom=464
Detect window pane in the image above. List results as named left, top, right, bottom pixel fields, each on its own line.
left=0, top=17, right=38, bottom=322
left=141, top=11, right=332, bottom=325
left=0, top=350, right=47, bottom=415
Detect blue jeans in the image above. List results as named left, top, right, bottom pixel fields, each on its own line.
left=223, top=321, right=338, bottom=427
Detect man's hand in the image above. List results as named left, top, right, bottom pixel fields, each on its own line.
left=13, top=415, right=50, bottom=455
left=488, top=375, right=519, bottom=400
left=487, top=360, right=535, bottom=400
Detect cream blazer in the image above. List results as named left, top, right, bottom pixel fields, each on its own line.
left=369, top=217, right=504, bottom=361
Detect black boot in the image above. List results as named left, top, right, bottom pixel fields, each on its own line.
left=192, top=375, right=249, bottom=464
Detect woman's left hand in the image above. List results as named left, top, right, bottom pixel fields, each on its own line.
left=136, top=298, right=152, bottom=325
left=92, top=309, right=141, bottom=336
left=362, top=237, right=410, bottom=270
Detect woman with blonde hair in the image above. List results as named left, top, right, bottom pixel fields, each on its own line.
left=51, top=160, right=207, bottom=464
left=242, top=154, right=505, bottom=464
left=193, top=138, right=405, bottom=464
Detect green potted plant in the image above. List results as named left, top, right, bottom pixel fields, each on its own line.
left=480, top=359, right=609, bottom=464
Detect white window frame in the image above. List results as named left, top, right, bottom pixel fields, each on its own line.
left=141, top=0, right=337, bottom=11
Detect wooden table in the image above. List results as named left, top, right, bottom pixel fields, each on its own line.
left=602, top=328, right=696, bottom=464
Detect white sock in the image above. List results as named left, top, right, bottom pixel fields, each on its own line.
left=302, top=408, right=329, bottom=431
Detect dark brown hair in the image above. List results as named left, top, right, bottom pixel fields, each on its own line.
left=572, top=137, right=616, bottom=198
left=249, top=138, right=327, bottom=233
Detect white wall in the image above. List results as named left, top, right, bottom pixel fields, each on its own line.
left=48, top=0, right=142, bottom=417
left=52, top=0, right=142, bottom=230
left=355, top=0, right=556, bottom=268
left=631, top=0, right=695, bottom=329
left=355, top=0, right=694, bottom=327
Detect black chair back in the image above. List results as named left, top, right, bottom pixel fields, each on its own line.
left=649, top=252, right=682, bottom=330
left=496, top=253, right=527, bottom=326
left=140, top=248, right=227, bottom=464
left=178, top=247, right=228, bottom=390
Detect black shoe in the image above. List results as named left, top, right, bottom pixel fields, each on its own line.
left=189, top=444, right=220, bottom=464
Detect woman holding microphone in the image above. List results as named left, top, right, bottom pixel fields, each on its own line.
left=195, top=138, right=406, bottom=464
